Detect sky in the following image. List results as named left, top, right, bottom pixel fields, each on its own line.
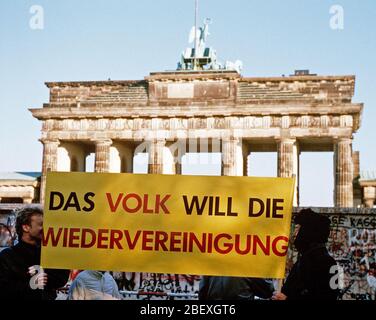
left=0, top=0, right=375, bottom=206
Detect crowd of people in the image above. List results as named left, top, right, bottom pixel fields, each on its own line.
left=0, top=206, right=339, bottom=300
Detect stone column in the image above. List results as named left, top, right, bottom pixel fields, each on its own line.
left=277, top=138, right=299, bottom=206
left=40, top=139, right=60, bottom=204
left=363, top=186, right=376, bottom=208
left=175, top=158, right=182, bottom=174
left=352, top=151, right=362, bottom=207
left=334, top=138, right=354, bottom=207
left=94, top=139, right=112, bottom=173
left=163, top=142, right=186, bottom=175
left=148, top=139, right=166, bottom=174
left=222, top=137, right=244, bottom=176
left=242, top=143, right=250, bottom=177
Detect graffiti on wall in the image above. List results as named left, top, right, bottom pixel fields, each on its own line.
left=287, top=214, right=376, bottom=300
left=0, top=214, right=16, bottom=250
left=1, top=211, right=375, bottom=300
left=328, top=215, right=376, bottom=300
left=111, top=272, right=200, bottom=300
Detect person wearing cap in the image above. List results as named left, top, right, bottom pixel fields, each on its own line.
left=272, top=208, right=339, bottom=300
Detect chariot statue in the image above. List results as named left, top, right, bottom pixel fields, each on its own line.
left=176, top=1, right=242, bottom=73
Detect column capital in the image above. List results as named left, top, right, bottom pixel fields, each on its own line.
left=144, top=138, right=166, bottom=146
left=93, top=139, right=113, bottom=146
left=152, top=138, right=166, bottom=145
left=39, top=138, right=60, bottom=146
left=334, top=137, right=353, bottom=144
left=276, top=137, right=297, bottom=144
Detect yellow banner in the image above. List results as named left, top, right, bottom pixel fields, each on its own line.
left=42, top=172, right=295, bottom=278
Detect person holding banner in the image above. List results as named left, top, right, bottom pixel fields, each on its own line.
left=272, top=209, right=339, bottom=300
left=199, top=276, right=274, bottom=300
left=0, top=206, right=70, bottom=300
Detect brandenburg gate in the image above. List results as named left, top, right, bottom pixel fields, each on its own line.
left=30, top=70, right=362, bottom=207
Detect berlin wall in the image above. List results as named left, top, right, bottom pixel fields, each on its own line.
left=1, top=207, right=375, bottom=300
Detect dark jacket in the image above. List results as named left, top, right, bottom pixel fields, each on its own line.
left=199, top=276, right=274, bottom=300
left=0, top=241, right=70, bottom=300
left=282, top=244, right=339, bottom=300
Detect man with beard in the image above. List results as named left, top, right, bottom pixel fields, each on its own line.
left=272, top=208, right=339, bottom=300
left=0, top=206, right=70, bottom=300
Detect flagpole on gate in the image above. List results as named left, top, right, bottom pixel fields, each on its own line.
left=194, top=0, right=198, bottom=70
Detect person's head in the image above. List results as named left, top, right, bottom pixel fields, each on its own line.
left=15, top=206, right=44, bottom=245
left=293, top=208, right=331, bottom=253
